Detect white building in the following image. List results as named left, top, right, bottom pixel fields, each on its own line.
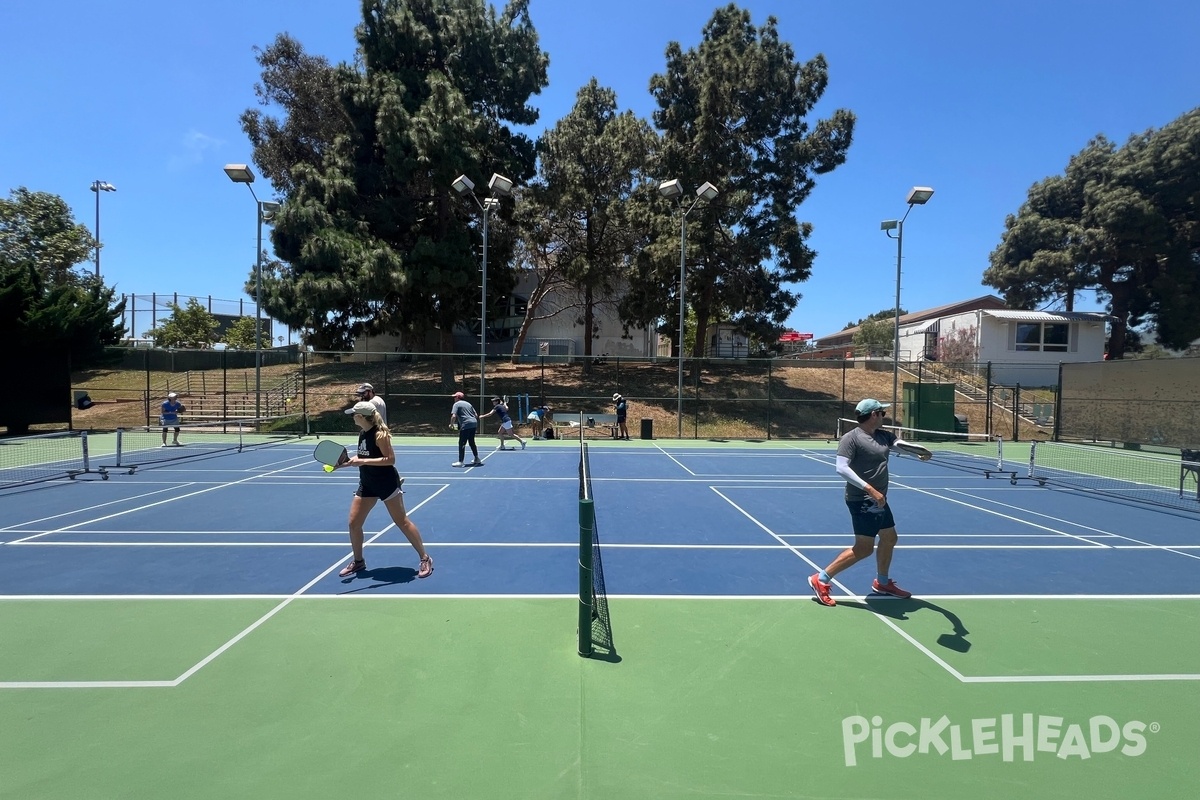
left=923, top=308, right=1109, bottom=386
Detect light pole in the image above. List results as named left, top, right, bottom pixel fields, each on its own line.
left=89, top=180, right=116, bottom=278
left=452, top=173, right=513, bottom=407
left=658, top=179, right=718, bottom=438
left=223, top=164, right=281, bottom=420
left=881, top=185, right=935, bottom=419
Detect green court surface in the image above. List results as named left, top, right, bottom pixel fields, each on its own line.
left=2, top=597, right=1197, bottom=799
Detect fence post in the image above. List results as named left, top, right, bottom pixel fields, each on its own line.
left=144, top=349, right=151, bottom=426
left=766, top=358, right=772, bottom=441
left=1053, top=362, right=1064, bottom=443
left=1013, top=384, right=1021, bottom=443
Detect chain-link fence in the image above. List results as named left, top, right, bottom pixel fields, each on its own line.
left=60, top=347, right=1132, bottom=441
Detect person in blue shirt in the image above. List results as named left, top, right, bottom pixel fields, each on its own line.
left=160, top=392, right=185, bottom=446
left=479, top=396, right=527, bottom=451
left=613, top=393, right=629, bottom=440
left=527, top=404, right=549, bottom=439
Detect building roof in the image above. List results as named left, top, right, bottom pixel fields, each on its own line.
left=815, top=294, right=1008, bottom=345
left=980, top=310, right=1111, bottom=323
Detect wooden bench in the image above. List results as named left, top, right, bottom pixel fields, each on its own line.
left=561, top=413, right=621, bottom=439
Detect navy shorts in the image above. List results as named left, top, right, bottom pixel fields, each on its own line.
left=846, top=498, right=895, bottom=537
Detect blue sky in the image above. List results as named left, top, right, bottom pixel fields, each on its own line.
left=3, top=0, right=1197, bottom=343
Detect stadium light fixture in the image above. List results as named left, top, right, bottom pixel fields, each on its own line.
left=658, top=178, right=719, bottom=438
left=224, top=163, right=281, bottom=420
left=89, top=180, right=116, bottom=279
left=882, top=186, right=935, bottom=418
left=452, top=173, right=515, bottom=406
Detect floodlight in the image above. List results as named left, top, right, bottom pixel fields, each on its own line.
left=658, top=179, right=682, bottom=199
left=451, top=174, right=475, bottom=195
left=223, top=164, right=255, bottom=184
left=906, top=186, right=934, bottom=205
left=488, top=173, right=514, bottom=196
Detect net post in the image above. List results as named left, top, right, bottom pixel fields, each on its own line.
left=578, top=498, right=595, bottom=657
left=80, top=430, right=90, bottom=474
left=115, top=428, right=125, bottom=467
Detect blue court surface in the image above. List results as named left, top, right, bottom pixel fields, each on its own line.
left=3, top=437, right=1199, bottom=799
left=2, top=438, right=1198, bottom=598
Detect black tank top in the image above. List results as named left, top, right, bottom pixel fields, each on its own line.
left=357, top=427, right=398, bottom=485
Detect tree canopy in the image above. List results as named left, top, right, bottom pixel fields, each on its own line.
left=513, top=78, right=657, bottom=362
left=985, top=108, right=1200, bottom=358
left=0, top=188, right=125, bottom=369
left=145, top=299, right=220, bottom=349
left=626, top=4, right=855, bottom=356
left=253, top=0, right=548, bottom=358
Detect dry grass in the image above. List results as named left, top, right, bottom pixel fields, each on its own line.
left=66, top=356, right=1047, bottom=441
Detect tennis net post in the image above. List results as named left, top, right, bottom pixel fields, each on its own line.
left=578, top=497, right=595, bottom=657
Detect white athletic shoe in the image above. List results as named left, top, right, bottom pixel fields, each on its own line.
left=520, top=440, right=527, bottom=450
left=451, top=461, right=464, bottom=467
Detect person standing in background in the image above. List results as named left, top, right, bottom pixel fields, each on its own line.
left=355, top=382, right=387, bottom=424
left=450, top=391, right=483, bottom=467
left=613, top=393, right=630, bottom=440
left=161, top=392, right=185, bottom=446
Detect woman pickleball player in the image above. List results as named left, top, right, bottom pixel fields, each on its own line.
left=334, top=400, right=433, bottom=580
left=808, top=398, right=930, bottom=607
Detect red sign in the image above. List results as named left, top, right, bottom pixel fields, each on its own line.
left=779, top=332, right=813, bottom=342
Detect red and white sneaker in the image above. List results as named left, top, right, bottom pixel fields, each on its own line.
left=338, top=559, right=366, bottom=578
left=871, top=579, right=912, bottom=599
left=417, top=556, right=434, bottom=579
left=809, top=574, right=836, bottom=607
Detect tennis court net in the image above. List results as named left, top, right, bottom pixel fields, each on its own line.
left=836, top=418, right=1010, bottom=478
left=577, top=441, right=614, bottom=657
left=103, top=415, right=307, bottom=472
left=0, top=431, right=90, bottom=489
left=1024, top=440, right=1200, bottom=514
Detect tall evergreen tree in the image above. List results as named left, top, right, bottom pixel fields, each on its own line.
left=985, top=109, right=1200, bottom=357
left=516, top=79, right=657, bottom=364
left=0, top=188, right=125, bottom=369
left=627, top=4, right=855, bottom=356
left=263, top=0, right=548, bottom=365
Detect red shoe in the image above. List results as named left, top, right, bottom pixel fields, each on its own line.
left=417, top=556, right=434, bottom=579
left=872, top=579, right=912, bottom=598
left=338, top=559, right=366, bottom=578
left=809, top=574, right=836, bottom=607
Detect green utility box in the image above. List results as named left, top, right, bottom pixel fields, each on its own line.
left=901, top=382, right=956, bottom=439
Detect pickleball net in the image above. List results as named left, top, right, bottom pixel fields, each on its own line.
left=1023, top=440, right=1200, bottom=514
left=0, top=431, right=91, bottom=489
left=103, top=414, right=307, bottom=471
left=577, top=441, right=614, bottom=657
left=835, top=418, right=1010, bottom=478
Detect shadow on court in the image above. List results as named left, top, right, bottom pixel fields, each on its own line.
left=338, top=565, right=418, bottom=594
left=840, top=597, right=972, bottom=653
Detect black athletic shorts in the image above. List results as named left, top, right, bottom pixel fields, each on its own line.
left=846, top=498, right=895, bottom=537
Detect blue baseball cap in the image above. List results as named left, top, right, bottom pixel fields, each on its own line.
left=855, top=398, right=891, bottom=415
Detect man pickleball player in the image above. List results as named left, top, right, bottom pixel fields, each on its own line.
left=161, top=392, right=185, bottom=446
left=808, top=398, right=931, bottom=607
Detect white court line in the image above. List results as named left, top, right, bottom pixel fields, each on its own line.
left=653, top=444, right=697, bottom=476
left=8, top=541, right=1164, bottom=550
left=3, top=592, right=1197, bottom=602
left=706, top=484, right=1200, bottom=684
left=0, top=485, right=191, bottom=531
left=944, top=488, right=1144, bottom=538
left=0, top=484, right=451, bottom=690
left=891, top=482, right=1110, bottom=548
left=5, top=456, right=319, bottom=545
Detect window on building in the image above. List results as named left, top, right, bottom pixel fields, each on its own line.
left=1014, top=322, right=1070, bottom=352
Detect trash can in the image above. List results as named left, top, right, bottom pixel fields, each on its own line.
left=640, top=418, right=653, bottom=440
left=953, top=413, right=969, bottom=434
